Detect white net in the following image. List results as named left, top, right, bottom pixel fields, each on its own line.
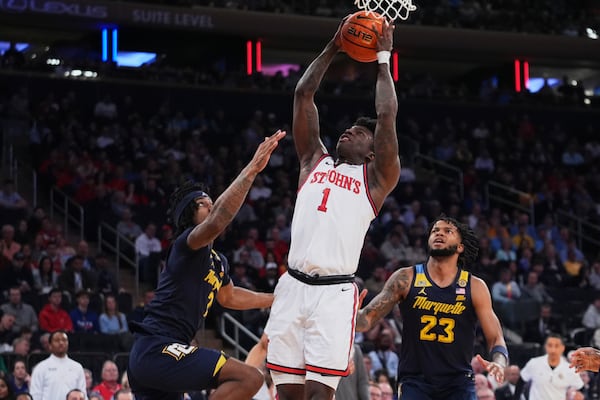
left=354, top=0, right=416, bottom=21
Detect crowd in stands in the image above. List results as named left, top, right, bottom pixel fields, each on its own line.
left=110, top=0, right=600, bottom=38
left=1, top=38, right=600, bottom=398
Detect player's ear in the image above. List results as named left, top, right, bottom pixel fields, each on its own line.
left=457, top=243, right=464, bottom=254
left=365, top=151, right=375, bottom=162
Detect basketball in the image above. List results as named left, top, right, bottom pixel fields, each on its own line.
left=340, top=11, right=384, bottom=63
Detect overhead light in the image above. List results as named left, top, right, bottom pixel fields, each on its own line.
left=586, top=28, right=598, bottom=40
left=571, top=80, right=578, bottom=86
left=584, top=98, right=591, bottom=105
left=46, top=58, right=60, bottom=66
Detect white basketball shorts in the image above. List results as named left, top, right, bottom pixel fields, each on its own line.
left=264, top=272, right=359, bottom=389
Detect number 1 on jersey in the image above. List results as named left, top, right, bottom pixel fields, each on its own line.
left=317, top=188, right=331, bottom=212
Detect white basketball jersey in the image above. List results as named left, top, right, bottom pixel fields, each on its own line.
left=287, top=154, right=377, bottom=276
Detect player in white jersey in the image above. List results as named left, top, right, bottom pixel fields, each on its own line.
left=264, top=16, right=401, bottom=400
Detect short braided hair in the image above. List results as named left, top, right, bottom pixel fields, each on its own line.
left=168, top=180, right=209, bottom=237
left=430, top=215, right=479, bottom=269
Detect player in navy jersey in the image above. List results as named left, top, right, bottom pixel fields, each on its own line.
left=127, top=130, right=285, bottom=400
left=356, top=216, right=508, bottom=400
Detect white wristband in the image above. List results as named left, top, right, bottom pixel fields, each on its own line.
left=377, top=50, right=391, bottom=64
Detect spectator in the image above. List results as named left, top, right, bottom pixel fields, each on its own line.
left=368, top=382, right=382, bottom=400
left=0, top=374, right=14, bottom=400
left=32, top=256, right=59, bottom=295
left=94, top=253, right=118, bottom=296
left=127, top=290, right=154, bottom=325
left=1, top=225, right=22, bottom=263
left=520, top=334, right=583, bottom=400
left=58, top=255, right=96, bottom=296
left=335, top=344, right=369, bottom=400
left=75, top=240, right=95, bottom=271
left=65, top=389, right=85, bottom=400
left=69, top=290, right=99, bottom=333
left=494, top=365, right=524, bottom=400
left=84, top=368, right=94, bottom=396
left=0, top=312, right=17, bottom=352
left=367, top=329, right=399, bottom=386
left=524, top=303, right=562, bottom=344
left=7, top=359, right=30, bottom=394
left=0, top=252, right=34, bottom=296
left=116, top=208, right=142, bottom=242
left=491, top=268, right=521, bottom=303
left=589, top=259, right=600, bottom=290
left=99, top=295, right=128, bottom=335
left=0, top=286, right=38, bottom=333
left=91, top=360, right=121, bottom=400
left=476, top=387, right=495, bottom=400
left=134, top=223, right=162, bottom=284
left=11, top=337, right=30, bottom=357
left=582, top=296, right=600, bottom=330
left=29, top=331, right=87, bottom=400
left=38, top=288, right=73, bottom=333
left=0, top=179, right=28, bottom=224
left=520, top=271, right=553, bottom=304
left=113, top=388, right=133, bottom=400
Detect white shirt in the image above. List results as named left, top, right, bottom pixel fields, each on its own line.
left=30, top=354, right=87, bottom=400
left=287, top=156, right=376, bottom=276
left=135, top=233, right=162, bottom=257
left=520, top=355, right=583, bottom=400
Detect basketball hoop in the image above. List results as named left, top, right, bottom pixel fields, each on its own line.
left=354, top=0, right=416, bottom=21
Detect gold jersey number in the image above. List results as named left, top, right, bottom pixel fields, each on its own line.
left=419, top=315, right=455, bottom=343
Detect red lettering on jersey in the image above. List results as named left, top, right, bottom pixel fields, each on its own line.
left=310, top=168, right=362, bottom=194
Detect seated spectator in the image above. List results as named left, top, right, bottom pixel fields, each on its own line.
left=38, top=288, right=73, bottom=333
left=582, top=296, right=600, bottom=330
left=0, top=312, right=17, bottom=352
left=0, top=179, right=28, bottom=226
left=99, top=295, right=128, bottom=335
left=7, top=359, right=30, bottom=394
left=84, top=368, right=94, bottom=396
left=92, top=360, right=121, bottom=400
left=492, top=268, right=521, bottom=303
left=364, top=266, right=388, bottom=296
left=0, top=374, right=15, bottom=400
left=116, top=208, right=142, bottom=242
left=0, top=286, right=38, bottom=333
left=94, top=253, right=119, bottom=296
left=127, top=290, right=154, bottom=325
left=113, top=388, right=133, bottom=400
left=99, top=294, right=132, bottom=350
left=520, top=271, right=553, bottom=304
left=11, top=337, right=30, bottom=357
left=367, top=329, right=399, bottom=385
left=69, top=290, right=99, bottom=334
left=494, top=237, right=517, bottom=264
left=0, top=252, right=34, bottom=296
left=58, top=255, right=96, bottom=296
left=134, top=223, right=162, bottom=284
left=589, top=259, right=600, bottom=290
left=75, top=240, right=95, bottom=271
left=32, top=256, right=59, bottom=295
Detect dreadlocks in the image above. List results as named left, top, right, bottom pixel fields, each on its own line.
left=429, top=215, right=479, bottom=269
left=168, top=180, right=209, bottom=238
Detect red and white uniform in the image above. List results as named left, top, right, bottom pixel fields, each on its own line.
left=288, top=155, right=377, bottom=276
left=266, top=155, right=377, bottom=389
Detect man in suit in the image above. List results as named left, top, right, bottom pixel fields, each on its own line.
left=495, top=365, right=525, bottom=400
left=524, top=303, right=562, bottom=344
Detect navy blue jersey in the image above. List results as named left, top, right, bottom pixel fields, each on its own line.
left=398, top=264, right=477, bottom=388
left=133, top=227, right=231, bottom=343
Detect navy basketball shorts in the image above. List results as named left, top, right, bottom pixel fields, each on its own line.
left=128, top=334, right=227, bottom=400
left=398, top=376, right=476, bottom=400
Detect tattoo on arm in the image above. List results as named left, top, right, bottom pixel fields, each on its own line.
left=210, top=171, right=254, bottom=229
left=356, top=269, right=411, bottom=331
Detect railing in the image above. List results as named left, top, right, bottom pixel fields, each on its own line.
left=414, top=154, right=464, bottom=199
left=484, top=181, right=535, bottom=226
left=219, top=312, right=260, bottom=359
left=49, top=187, right=84, bottom=240
left=556, top=210, right=600, bottom=255
left=97, top=222, right=140, bottom=299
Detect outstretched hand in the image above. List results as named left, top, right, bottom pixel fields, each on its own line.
left=375, top=17, right=394, bottom=52
left=248, top=130, right=286, bottom=175
left=333, top=14, right=352, bottom=48
left=570, top=347, right=600, bottom=373
left=476, top=354, right=505, bottom=383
